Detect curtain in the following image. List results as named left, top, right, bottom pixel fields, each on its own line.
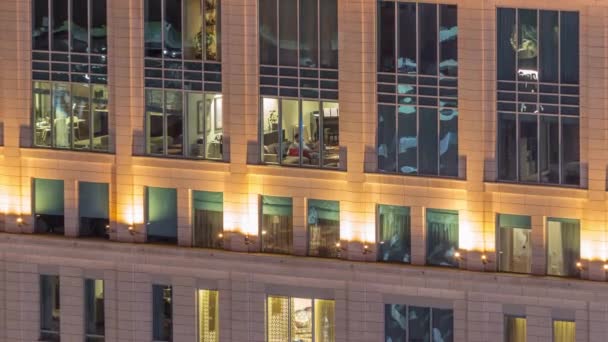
left=553, top=321, right=575, bottom=342
left=314, top=299, right=335, bottom=342
left=262, top=196, right=293, bottom=253
left=193, top=191, right=223, bottom=248
left=308, top=200, right=340, bottom=257
left=198, top=290, right=219, bottom=342
left=560, top=220, right=580, bottom=277
left=426, top=210, right=458, bottom=267
left=505, top=317, right=527, bottom=342
left=40, top=275, right=60, bottom=333
left=379, top=205, right=411, bottom=263
left=498, top=214, right=532, bottom=273
left=267, top=296, right=289, bottom=342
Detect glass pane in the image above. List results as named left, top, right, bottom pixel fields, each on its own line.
left=91, top=0, right=107, bottom=54
left=553, top=321, right=575, bottom=342
left=408, top=306, right=430, bottom=342
left=291, top=298, right=313, bottom=342
left=52, top=0, right=69, bottom=51
left=397, top=105, right=417, bottom=174
left=259, top=0, right=278, bottom=65
left=314, top=299, right=335, bottom=342
left=498, top=225, right=531, bottom=273
left=144, top=0, right=163, bottom=57
left=439, top=5, right=457, bottom=77
left=152, top=285, right=172, bottom=341
left=426, top=209, right=458, bottom=267
left=560, top=12, right=579, bottom=85
left=439, top=108, right=458, bottom=176
left=205, top=0, right=220, bottom=61
left=34, top=178, right=65, bottom=235
left=205, top=94, right=223, bottom=159
left=261, top=196, right=293, bottom=254
left=72, top=83, right=91, bottom=150
left=147, top=187, right=178, bottom=243
left=34, top=81, right=52, bottom=147
left=186, top=93, right=205, bottom=157
left=79, top=182, right=109, bottom=238
left=385, top=304, right=407, bottom=342
left=52, top=82, right=71, bottom=148
left=308, top=199, right=340, bottom=258
left=378, top=205, right=410, bottom=263
left=378, top=105, right=396, bottom=173
left=165, top=0, right=183, bottom=59
left=33, top=0, right=50, bottom=50
left=398, top=3, right=416, bottom=74
left=193, top=191, right=223, bottom=248
left=378, top=2, right=396, bottom=73
left=262, top=98, right=280, bottom=164
left=322, top=102, right=340, bottom=168
left=539, top=11, right=558, bottom=83
left=267, top=296, right=289, bottom=342
left=419, top=4, right=437, bottom=75
left=432, top=309, right=454, bottom=342
left=539, top=116, right=559, bottom=184
left=518, top=9, right=538, bottom=82
left=319, top=0, right=338, bottom=69
left=519, top=115, right=538, bottom=182
left=505, top=316, right=527, bottom=342
left=91, top=85, right=109, bottom=151
left=278, top=0, right=298, bottom=66
left=498, top=113, right=517, bottom=181
left=300, top=0, right=318, bottom=68
left=84, top=279, right=105, bottom=338
left=547, top=219, right=580, bottom=277
left=146, top=89, right=164, bottom=154
left=183, top=0, right=203, bottom=60
left=281, top=99, right=299, bottom=165
left=166, top=91, right=184, bottom=156
left=40, top=275, right=60, bottom=340
left=562, top=118, right=580, bottom=185
left=71, top=0, right=88, bottom=53
left=198, top=290, right=219, bottom=342
left=419, top=107, right=438, bottom=175
left=302, top=100, right=321, bottom=168
left=497, top=8, right=516, bottom=81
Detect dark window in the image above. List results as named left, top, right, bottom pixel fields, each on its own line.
left=152, top=285, right=173, bottom=342
left=34, top=178, right=65, bottom=235
left=79, top=182, right=110, bottom=239
left=84, top=279, right=105, bottom=342
left=40, top=275, right=60, bottom=342
left=146, top=187, right=178, bottom=244
left=385, top=304, right=453, bottom=342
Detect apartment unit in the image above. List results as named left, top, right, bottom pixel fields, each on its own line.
left=0, top=0, right=606, bottom=341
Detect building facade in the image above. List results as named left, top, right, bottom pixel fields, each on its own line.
left=0, top=0, right=607, bottom=341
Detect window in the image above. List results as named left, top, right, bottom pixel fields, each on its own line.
left=261, top=196, right=293, bottom=254
left=385, top=304, right=453, bottom=341
left=377, top=2, right=458, bottom=177
left=32, top=0, right=109, bottom=151
left=307, top=199, right=340, bottom=258
left=197, top=289, right=219, bottom=342
left=497, top=9, right=580, bottom=186
left=505, top=316, right=526, bottom=342
left=33, top=81, right=109, bottom=151
left=553, top=320, right=575, bottom=342
left=547, top=218, right=580, bottom=277
left=153, top=285, right=172, bottom=341
left=34, top=178, right=65, bottom=235
left=266, top=296, right=335, bottom=342
left=261, top=98, right=340, bottom=168
left=146, top=187, right=178, bottom=244
left=79, top=182, right=109, bottom=239
left=144, top=0, right=222, bottom=160
left=40, top=274, right=60, bottom=342
left=426, top=209, right=458, bottom=267
left=377, top=205, right=411, bottom=263
left=259, top=0, right=338, bottom=100
left=497, top=214, right=531, bottom=274
left=84, top=279, right=105, bottom=342
left=192, top=191, right=223, bottom=248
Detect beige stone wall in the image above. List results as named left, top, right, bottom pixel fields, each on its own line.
left=0, top=0, right=608, bottom=339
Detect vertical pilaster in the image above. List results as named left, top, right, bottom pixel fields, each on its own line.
left=59, top=267, right=84, bottom=341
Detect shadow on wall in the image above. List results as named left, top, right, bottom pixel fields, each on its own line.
left=484, top=158, right=496, bottom=182
left=364, top=145, right=376, bottom=173
left=132, top=129, right=144, bottom=155
left=19, top=124, right=30, bottom=147
left=247, top=140, right=259, bottom=164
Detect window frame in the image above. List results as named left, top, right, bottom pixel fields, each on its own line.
left=84, top=278, right=105, bottom=341
left=152, top=284, right=173, bottom=342
left=39, top=274, right=61, bottom=341
left=265, top=294, right=335, bottom=342
left=545, top=217, right=580, bottom=278
left=196, top=288, right=220, bottom=342
left=383, top=303, right=454, bottom=341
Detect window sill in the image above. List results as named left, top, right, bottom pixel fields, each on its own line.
left=132, top=155, right=230, bottom=172
left=485, top=181, right=588, bottom=199
left=365, top=172, right=467, bottom=190
left=21, top=147, right=115, bottom=163
left=247, top=164, right=348, bottom=180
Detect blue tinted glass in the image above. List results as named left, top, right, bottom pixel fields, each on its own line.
left=419, top=107, right=438, bottom=174
left=439, top=108, right=458, bottom=176
left=397, top=105, right=417, bottom=174
left=52, top=0, right=69, bottom=51
left=398, top=3, right=416, bottom=73
left=33, top=0, right=49, bottom=50
left=378, top=105, right=397, bottom=173
left=378, top=2, right=396, bottom=72
left=418, top=4, right=437, bottom=75
left=385, top=304, right=407, bottom=342
left=408, top=306, right=430, bottom=341
left=560, top=12, right=579, bottom=84
left=378, top=205, right=411, bottom=263
left=497, top=8, right=516, bottom=80
left=71, top=0, right=88, bottom=53
left=426, top=209, right=459, bottom=267
left=539, top=11, right=558, bottom=83
left=164, top=0, right=182, bottom=59
left=319, top=0, right=338, bottom=68
left=439, top=5, right=457, bottom=77
left=300, top=0, right=318, bottom=67
left=432, top=309, right=454, bottom=342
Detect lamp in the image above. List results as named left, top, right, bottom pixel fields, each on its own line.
left=362, top=244, right=373, bottom=255
left=576, top=261, right=584, bottom=271
left=481, top=254, right=489, bottom=265
left=453, top=250, right=465, bottom=262
left=16, top=217, right=25, bottom=227
left=244, top=233, right=252, bottom=246
left=335, top=242, right=347, bottom=256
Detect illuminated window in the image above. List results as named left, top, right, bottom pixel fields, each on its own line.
left=197, top=289, right=219, bottom=342
left=497, top=214, right=532, bottom=274
left=192, top=191, right=223, bottom=248
left=553, top=320, right=575, bottom=342
left=426, top=208, right=458, bottom=267
left=505, top=316, right=527, bottom=342
left=497, top=8, right=580, bottom=186
left=40, top=274, right=60, bottom=342
left=84, top=279, right=104, bottom=342
left=377, top=205, right=411, bottom=263
left=307, top=199, right=340, bottom=258
left=547, top=218, right=580, bottom=277
left=261, top=196, right=293, bottom=254
left=266, top=296, right=335, bottom=342
left=385, top=304, right=453, bottom=341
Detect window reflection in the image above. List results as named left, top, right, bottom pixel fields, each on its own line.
left=385, top=304, right=453, bottom=342
left=426, top=209, right=458, bottom=267
left=308, top=199, right=340, bottom=258
left=84, top=279, right=105, bottom=341
left=146, top=187, right=178, bottom=244
left=377, top=205, right=410, bottom=263
left=267, top=296, right=335, bottom=342
left=34, top=178, right=65, bottom=235
left=40, top=275, right=60, bottom=342
left=52, top=0, right=69, bottom=51
left=261, top=196, right=293, bottom=254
